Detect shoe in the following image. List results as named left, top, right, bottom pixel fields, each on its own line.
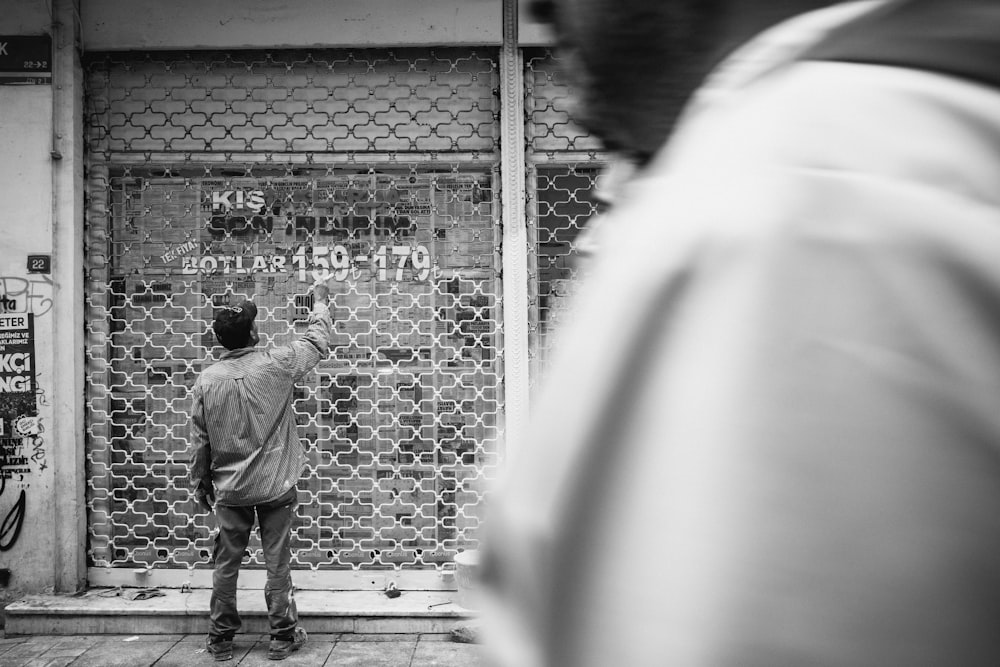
left=206, top=637, right=233, bottom=661
left=268, top=627, right=307, bottom=660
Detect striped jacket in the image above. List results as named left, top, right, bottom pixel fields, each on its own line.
left=190, top=303, right=332, bottom=506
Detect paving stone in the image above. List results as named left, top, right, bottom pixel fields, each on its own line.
left=63, top=639, right=178, bottom=666
left=0, top=636, right=29, bottom=644
left=37, top=644, right=89, bottom=658
left=154, top=636, right=255, bottom=666
left=7, top=636, right=61, bottom=650
left=0, top=631, right=483, bottom=666
left=0, top=642, right=55, bottom=663
left=236, top=638, right=336, bottom=666
left=21, top=657, right=77, bottom=667
left=49, top=636, right=102, bottom=647
left=324, top=639, right=417, bottom=666
left=411, top=640, right=486, bottom=666
left=0, top=641, right=23, bottom=659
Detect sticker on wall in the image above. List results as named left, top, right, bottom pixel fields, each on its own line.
left=13, top=416, right=40, bottom=437
left=0, top=313, right=35, bottom=400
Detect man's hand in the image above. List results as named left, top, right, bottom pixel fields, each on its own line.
left=312, top=281, right=330, bottom=304
left=195, top=483, right=215, bottom=512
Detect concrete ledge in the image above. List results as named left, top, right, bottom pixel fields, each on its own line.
left=4, top=589, right=475, bottom=636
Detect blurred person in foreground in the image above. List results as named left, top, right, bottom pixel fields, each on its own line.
left=479, top=1, right=1000, bottom=665
left=190, top=283, right=332, bottom=661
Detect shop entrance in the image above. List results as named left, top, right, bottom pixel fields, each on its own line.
left=84, top=50, right=501, bottom=587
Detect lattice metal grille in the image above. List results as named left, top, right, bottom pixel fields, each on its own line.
left=86, top=49, right=498, bottom=155
left=524, top=49, right=602, bottom=155
left=84, top=49, right=502, bottom=573
left=524, top=49, right=604, bottom=374
left=530, top=165, right=601, bottom=349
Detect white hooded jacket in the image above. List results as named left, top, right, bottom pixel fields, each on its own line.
left=481, top=2, right=1000, bottom=665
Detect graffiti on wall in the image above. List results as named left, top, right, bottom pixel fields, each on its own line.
left=0, top=274, right=53, bottom=318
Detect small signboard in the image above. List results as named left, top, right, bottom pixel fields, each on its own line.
left=26, top=255, right=51, bottom=274
left=0, top=35, right=52, bottom=85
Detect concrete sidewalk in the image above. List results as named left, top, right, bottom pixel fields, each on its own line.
left=5, top=589, right=471, bottom=636
left=0, top=632, right=486, bottom=666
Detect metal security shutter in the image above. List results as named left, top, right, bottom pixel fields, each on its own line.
left=524, top=49, right=604, bottom=381
left=84, top=48, right=501, bottom=587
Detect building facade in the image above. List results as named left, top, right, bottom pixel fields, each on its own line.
left=0, top=0, right=604, bottom=601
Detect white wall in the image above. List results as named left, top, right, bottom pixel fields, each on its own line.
left=83, top=0, right=503, bottom=50
left=3, top=2, right=50, bottom=34
left=0, top=0, right=85, bottom=601
left=0, top=16, right=58, bottom=599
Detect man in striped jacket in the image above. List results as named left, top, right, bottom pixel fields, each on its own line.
left=190, top=283, right=332, bottom=661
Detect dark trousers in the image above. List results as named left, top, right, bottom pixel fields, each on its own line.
left=210, top=487, right=299, bottom=641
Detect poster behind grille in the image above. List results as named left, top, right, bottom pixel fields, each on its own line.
left=88, top=167, right=501, bottom=571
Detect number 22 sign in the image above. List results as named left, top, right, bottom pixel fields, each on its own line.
left=26, top=255, right=51, bottom=274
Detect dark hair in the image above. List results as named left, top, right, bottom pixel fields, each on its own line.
left=215, top=326, right=252, bottom=351
left=539, top=0, right=724, bottom=159
left=528, top=0, right=556, bottom=23
left=212, top=300, right=258, bottom=350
